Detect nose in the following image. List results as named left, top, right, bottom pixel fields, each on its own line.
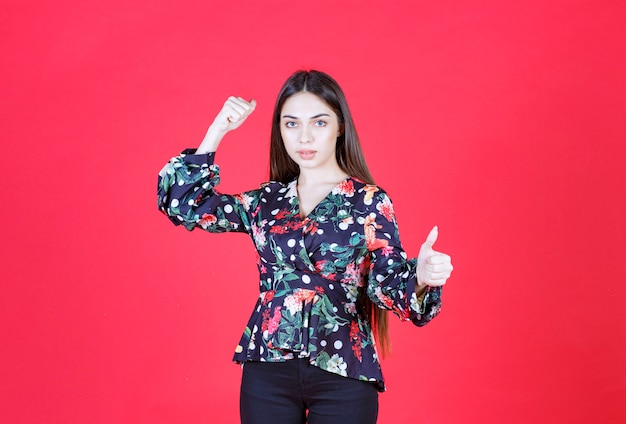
left=299, top=125, right=313, bottom=143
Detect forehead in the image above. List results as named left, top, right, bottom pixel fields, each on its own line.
left=281, top=92, right=336, bottom=117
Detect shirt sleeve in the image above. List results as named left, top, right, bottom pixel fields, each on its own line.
left=363, top=189, right=442, bottom=327
left=157, top=150, right=260, bottom=233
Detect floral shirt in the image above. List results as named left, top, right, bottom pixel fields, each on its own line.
left=157, top=150, right=442, bottom=391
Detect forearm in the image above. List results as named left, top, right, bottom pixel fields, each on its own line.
left=196, top=125, right=228, bottom=154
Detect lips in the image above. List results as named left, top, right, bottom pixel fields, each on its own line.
left=297, top=150, right=316, bottom=160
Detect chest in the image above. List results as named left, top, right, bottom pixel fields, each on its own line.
left=251, top=183, right=370, bottom=273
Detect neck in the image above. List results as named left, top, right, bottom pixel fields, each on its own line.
left=297, top=166, right=348, bottom=187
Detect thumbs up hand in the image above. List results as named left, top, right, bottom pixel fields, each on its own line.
left=417, top=226, right=453, bottom=287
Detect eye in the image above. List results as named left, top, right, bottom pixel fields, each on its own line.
left=314, top=120, right=327, bottom=127
left=284, top=121, right=297, bottom=128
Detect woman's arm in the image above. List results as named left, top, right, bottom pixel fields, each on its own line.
left=364, top=190, right=452, bottom=326
left=157, top=96, right=259, bottom=233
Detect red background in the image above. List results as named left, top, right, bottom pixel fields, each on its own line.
left=2, top=1, right=625, bottom=423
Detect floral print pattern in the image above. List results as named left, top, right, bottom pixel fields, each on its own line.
left=157, top=151, right=442, bottom=391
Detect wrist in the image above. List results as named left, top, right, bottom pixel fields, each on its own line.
left=197, top=125, right=227, bottom=154
left=415, top=281, right=428, bottom=296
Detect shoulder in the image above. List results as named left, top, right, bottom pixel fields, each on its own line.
left=259, top=180, right=292, bottom=193
left=236, top=180, right=294, bottom=198
left=253, top=180, right=295, bottom=201
left=234, top=181, right=291, bottom=212
left=348, top=178, right=392, bottom=204
left=347, top=178, right=399, bottom=224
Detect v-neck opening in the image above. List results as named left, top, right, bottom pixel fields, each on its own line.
left=290, top=176, right=351, bottom=220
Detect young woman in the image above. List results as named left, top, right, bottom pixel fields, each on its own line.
left=157, top=70, right=453, bottom=424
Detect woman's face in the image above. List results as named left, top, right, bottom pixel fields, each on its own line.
left=280, top=91, right=342, bottom=174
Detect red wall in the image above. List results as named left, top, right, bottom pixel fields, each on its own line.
left=2, top=1, right=625, bottom=422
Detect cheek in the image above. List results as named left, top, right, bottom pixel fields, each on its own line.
left=281, top=133, right=296, bottom=154
left=317, top=127, right=338, bottom=143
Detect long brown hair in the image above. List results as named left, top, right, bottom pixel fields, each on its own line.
left=269, top=70, right=391, bottom=357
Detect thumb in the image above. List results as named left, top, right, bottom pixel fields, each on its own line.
left=249, top=99, right=257, bottom=109
left=423, top=226, right=438, bottom=250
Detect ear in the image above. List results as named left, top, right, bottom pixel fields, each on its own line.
left=338, top=123, right=345, bottom=136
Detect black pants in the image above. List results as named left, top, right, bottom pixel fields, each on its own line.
left=240, top=359, right=379, bottom=424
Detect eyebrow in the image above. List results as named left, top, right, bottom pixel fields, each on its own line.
left=281, top=113, right=331, bottom=120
